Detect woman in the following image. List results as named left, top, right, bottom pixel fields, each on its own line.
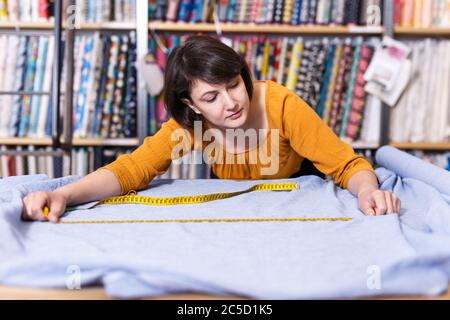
left=22, top=35, right=400, bottom=223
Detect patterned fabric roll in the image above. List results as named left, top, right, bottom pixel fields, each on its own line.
left=109, top=35, right=129, bottom=138
left=100, top=35, right=120, bottom=138
left=329, top=41, right=354, bottom=135
left=307, top=39, right=328, bottom=110
left=9, top=37, right=28, bottom=137
left=295, top=40, right=312, bottom=101
left=299, top=0, right=309, bottom=23
left=291, top=0, right=302, bottom=25
left=287, top=37, right=304, bottom=91
left=281, top=37, right=295, bottom=86
left=322, top=42, right=343, bottom=125
left=340, top=38, right=362, bottom=138
left=271, top=38, right=282, bottom=82
left=316, top=41, right=336, bottom=118
left=272, top=0, right=284, bottom=23
left=331, top=0, right=346, bottom=24
left=282, top=0, right=294, bottom=24
left=123, top=31, right=137, bottom=138
left=346, top=43, right=374, bottom=141
left=308, top=0, right=318, bottom=23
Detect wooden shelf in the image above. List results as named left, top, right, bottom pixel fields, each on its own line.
left=149, top=21, right=384, bottom=35
left=71, top=138, right=139, bottom=147
left=0, top=138, right=139, bottom=147
left=0, top=138, right=52, bottom=146
left=390, top=142, right=450, bottom=151
left=0, top=21, right=54, bottom=29
left=394, top=26, right=450, bottom=36
left=0, top=21, right=136, bottom=30
left=73, top=22, right=136, bottom=30
left=350, top=141, right=380, bottom=149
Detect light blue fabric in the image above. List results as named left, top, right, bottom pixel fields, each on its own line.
left=376, top=146, right=450, bottom=195
left=0, top=147, right=449, bottom=299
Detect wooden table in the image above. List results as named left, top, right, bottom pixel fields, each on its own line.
left=1, top=284, right=449, bottom=300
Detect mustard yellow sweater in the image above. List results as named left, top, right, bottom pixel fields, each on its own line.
left=102, top=80, right=374, bottom=194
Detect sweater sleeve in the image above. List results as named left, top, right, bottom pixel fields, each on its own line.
left=279, top=87, right=375, bottom=189
left=101, top=118, right=194, bottom=194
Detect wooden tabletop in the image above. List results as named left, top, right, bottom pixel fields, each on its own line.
left=1, top=284, right=449, bottom=300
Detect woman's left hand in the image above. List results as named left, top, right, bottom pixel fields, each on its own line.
left=358, top=189, right=401, bottom=216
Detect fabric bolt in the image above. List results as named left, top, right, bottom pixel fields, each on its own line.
left=281, top=38, right=295, bottom=86
left=331, top=0, right=345, bottom=24
left=345, top=43, right=374, bottom=141
left=122, top=32, right=137, bottom=138
left=308, top=0, right=318, bottom=23
left=316, top=41, right=336, bottom=118
left=286, top=37, right=303, bottom=91
left=276, top=37, right=288, bottom=84
left=295, top=39, right=312, bottom=99
left=299, top=0, right=309, bottom=24
left=339, top=38, right=361, bottom=138
left=322, top=42, right=342, bottom=125
left=410, top=41, right=427, bottom=143
left=271, top=38, right=282, bottom=82
left=333, top=41, right=355, bottom=135
left=328, top=41, right=353, bottom=133
left=307, top=40, right=328, bottom=111
left=109, top=35, right=129, bottom=139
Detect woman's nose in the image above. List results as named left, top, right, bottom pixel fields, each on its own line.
left=223, top=92, right=237, bottom=110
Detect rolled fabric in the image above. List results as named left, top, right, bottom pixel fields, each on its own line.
left=376, top=146, right=450, bottom=195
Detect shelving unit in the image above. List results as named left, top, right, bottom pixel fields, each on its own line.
left=0, top=21, right=55, bottom=29
left=0, top=138, right=139, bottom=147
left=145, top=0, right=449, bottom=157
left=144, top=1, right=390, bottom=155
left=0, top=0, right=67, bottom=163
left=0, top=0, right=140, bottom=177
left=390, top=143, right=450, bottom=151
left=0, top=21, right=136, bottom=30
left=389, top=9, right=449, bottom=152
left=394, top=26, right=450, bottom=37
left=148, top=21, right=384, bottom=35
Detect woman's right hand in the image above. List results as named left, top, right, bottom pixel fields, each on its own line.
left=22, top=191, right=67, bottom=223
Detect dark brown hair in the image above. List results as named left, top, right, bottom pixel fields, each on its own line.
left=163, top=35, right=253, bottom=129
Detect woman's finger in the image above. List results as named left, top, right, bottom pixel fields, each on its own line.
left=360, top=202, right=376, bottom=216
left=385, top=192, right=395, bottom=214
left=21, top=195, right=32, bottom=221
left=372, top=191, right=387, bottom=215
left=395, top=196, right=401, bottom=214
left=390, top=194, right=398, bottom=214
left=48, top=199, right=65, bottom=223
left=28, top=193, right=49, bottom=221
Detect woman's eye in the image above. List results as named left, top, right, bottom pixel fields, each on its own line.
left=206, top=96, right=217, bottom=103
left=230, top=82, right=239, bottom=88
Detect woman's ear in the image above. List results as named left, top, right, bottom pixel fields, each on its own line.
left=181, top=98, right=202, bottom=115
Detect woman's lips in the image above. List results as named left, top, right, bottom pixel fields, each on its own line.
left=227, top=109, right=242, bottom=120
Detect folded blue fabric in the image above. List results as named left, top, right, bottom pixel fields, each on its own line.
left=376, top=145, right=450, bottom=196
left=0, top=148, right=449, bottom=299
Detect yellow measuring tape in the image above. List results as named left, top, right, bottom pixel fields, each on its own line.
left=43, top=182, right=352, bottom=224
left=91, top=182, right=299, bottom=208
left=58, top=217, right=353, bottom=224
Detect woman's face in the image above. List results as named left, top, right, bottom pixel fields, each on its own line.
left=183, top=75, right=251, bottom=131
